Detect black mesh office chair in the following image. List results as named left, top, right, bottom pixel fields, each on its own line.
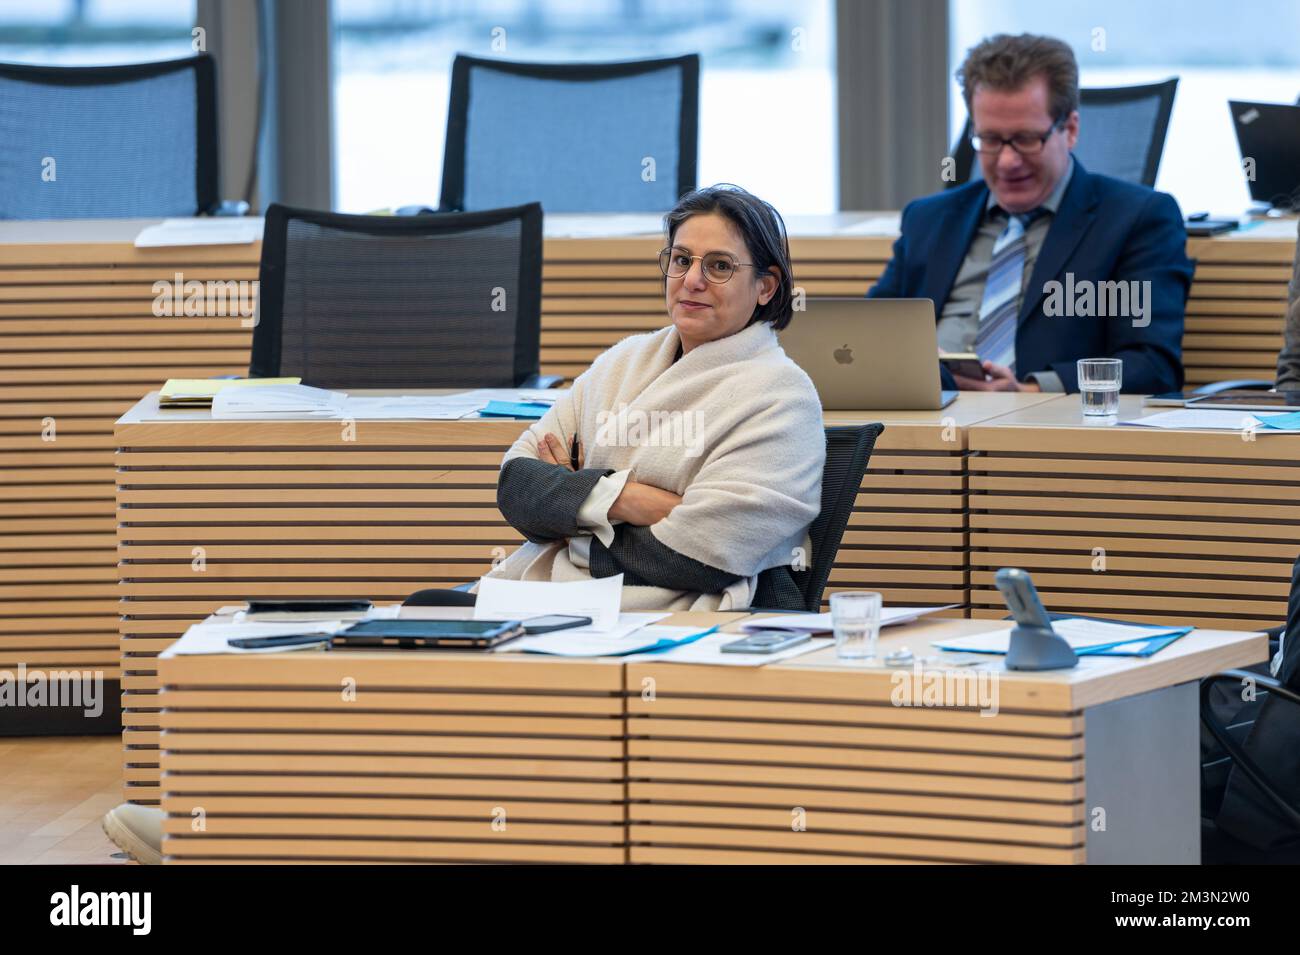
left=1200, top=553, right=1300, bottom=863
left=0, top=55, right=219, bottom=219
left=439, top=53, right=699, bottom=213
left=249, top=202, right=560, bottom=389
left=753, top=423, right=885, bottom=613
left=947, top=78, right=1178, bottom=189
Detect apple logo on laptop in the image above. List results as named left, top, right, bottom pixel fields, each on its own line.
left=834, top=344, right=854, bottom=365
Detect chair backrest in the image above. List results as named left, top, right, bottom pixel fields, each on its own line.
left=947, top=78, right=1178, bottom=189
left=249, top=202, right=544, bottom=389
left=440, top=53, right=699, bottom=213
left=793, top=423, right=885, bottom=612
left=0, top=55, right=218, bottom=219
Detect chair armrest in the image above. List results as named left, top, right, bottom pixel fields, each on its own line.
left=209, top=200, right=251, bottom=216
left=1200, top=669, right=1300, bottom=832
left=1192, top=380, right=1274, bottom=396
left=519, top=374, right=565, bottom=389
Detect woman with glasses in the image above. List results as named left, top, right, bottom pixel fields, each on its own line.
left=475, top=184, right=825, bottom=611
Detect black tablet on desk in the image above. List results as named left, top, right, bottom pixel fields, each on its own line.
left=331, top=619, right=524, bottom=650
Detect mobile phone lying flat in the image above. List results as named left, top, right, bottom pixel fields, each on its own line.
left=246, top=599, right=373, bottom=614
left=720, top=630, right=811, bottom=654
left=522, top=614, right=592, bottom=634
left=227, top=633, right=333, bottom=649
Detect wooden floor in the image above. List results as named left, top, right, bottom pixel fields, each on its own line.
left=0, top=737, right=128, bottom=864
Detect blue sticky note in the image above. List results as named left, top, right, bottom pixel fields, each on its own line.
left=480, top=400, right=550, bottom=419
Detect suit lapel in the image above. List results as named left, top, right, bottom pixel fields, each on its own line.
left=920, top=182, right=989, bottom=312
left=1019, top=162, right=1101, bottom=322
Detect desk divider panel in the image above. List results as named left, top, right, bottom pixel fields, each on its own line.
left=969, top=405, right=1300, bottom=630
left=0, top=238, right=256, bottom=696
left=623, top=661, right=1086, bottom=864
left=156, top=653, right=627, bottom=863
left=1183, top=234, right=1294, bottom=386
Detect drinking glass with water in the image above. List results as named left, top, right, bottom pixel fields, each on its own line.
left=1077, top=358, right=1122, bottom=416
left=830, top=591, right=882, bottom=660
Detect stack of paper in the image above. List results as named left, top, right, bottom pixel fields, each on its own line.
left=210, top=383, right=346, bottom=418
left=159, top=377, right=302, bottom=409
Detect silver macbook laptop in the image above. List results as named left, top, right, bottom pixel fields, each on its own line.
left=778, top=298, right=958, bottom=410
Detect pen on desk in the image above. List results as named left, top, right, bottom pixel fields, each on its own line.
left=569, top=434, right=580, bottom=470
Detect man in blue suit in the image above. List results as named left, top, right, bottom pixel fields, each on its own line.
left=869, top=33, right=1193, bottom=394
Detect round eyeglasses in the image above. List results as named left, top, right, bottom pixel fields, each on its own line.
left=658, top=247, right=761, bottom=285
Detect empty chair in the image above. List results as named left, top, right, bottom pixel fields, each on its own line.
left=250, top=202, right=559, bottom=389
left=439, top=53, right=699, bottom=213
left=0, top=55, right=219, bottom=219
left=948, top=78, right=1178, bottom=188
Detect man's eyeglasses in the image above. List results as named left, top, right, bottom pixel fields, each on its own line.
left=970, top=117, right=1066, bottom=156
left=658, top=247, right=760, bottom=285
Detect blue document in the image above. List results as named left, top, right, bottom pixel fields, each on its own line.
left=479, top=400, right=551, bottom=419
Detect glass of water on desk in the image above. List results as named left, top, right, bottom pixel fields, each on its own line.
left=830, top=591, right=882, bottom=660
left=1077, top=358, right=1122, bottom=417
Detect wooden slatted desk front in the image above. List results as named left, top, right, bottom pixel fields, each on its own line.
left=154, top=609, right=1264, bottom=864
left=115, top=391, right=1051, bottom=802
left=968, top=394, right=1300, bottom=631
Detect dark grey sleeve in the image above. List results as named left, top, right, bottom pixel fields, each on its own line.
left=587, top=523, right=744, bottom=593
left=496, top=457, right=613, bottom=544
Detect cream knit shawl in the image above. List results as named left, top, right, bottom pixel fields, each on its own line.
left=482, top=321, right=825, bottom=611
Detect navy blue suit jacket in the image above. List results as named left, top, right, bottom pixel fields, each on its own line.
left=868, top=160, right=1194, bottom=393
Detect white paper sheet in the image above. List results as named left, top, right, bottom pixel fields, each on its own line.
left=625, top=631, right=833, bottom=666
left=210, top=383, right=347, bottom=418
left=474, top=574, right=623, bottom=632
left=134, top=217, right=263, bottom=247
left=503, top=615, right=676, bottom=655
left=160, top=620, right=346, bottom=657
left=1120, top=408, right=1300, bottom=432
left=741, top=605, right=956, bottom=634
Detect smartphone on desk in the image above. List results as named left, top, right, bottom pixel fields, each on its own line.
left=940, top=353, right=985, bottom=380
left=521, top=614, right=592, bottom=634
left=720, top=630, right=811, bottom=654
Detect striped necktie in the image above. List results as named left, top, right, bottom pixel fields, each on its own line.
left=973, top=211, right=1038, bottom=373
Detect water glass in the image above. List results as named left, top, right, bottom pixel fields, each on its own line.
left=1077, top=358, right=1122, bottom=416
left=830, top=591, right=882, bottom=660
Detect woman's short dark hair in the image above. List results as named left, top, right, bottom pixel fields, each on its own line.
left=663, top=184, right=796, bottom=331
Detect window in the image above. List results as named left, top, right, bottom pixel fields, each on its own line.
left=332, top=0, right=836, bottom=214
left=0, top=0, right=198, bottom=66
left=950, top=0, right=1300, bottom=215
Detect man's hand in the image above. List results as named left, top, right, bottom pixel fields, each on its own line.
left=537, top=433, right=582, bottom=470
left=952, top=361, right=1038, bottom=392
left=609, top=481, right=683, bottom=526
